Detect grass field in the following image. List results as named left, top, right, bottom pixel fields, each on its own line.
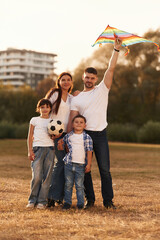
left=0, top=139, right=160, bottom=240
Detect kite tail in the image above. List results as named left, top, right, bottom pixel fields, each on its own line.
left=153, top=43, right=160, bottom=52
left=124, top=46, right=130, bottom=56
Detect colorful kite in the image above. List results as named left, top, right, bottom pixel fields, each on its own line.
left=92, top=25, right=160, bottom=56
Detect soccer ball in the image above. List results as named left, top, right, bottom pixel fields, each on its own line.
left=48, top=119, right=64, bottom=136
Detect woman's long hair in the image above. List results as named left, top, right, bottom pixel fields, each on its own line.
left=45, top=72, right=72, bottom=115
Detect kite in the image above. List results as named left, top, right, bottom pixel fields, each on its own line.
left=92, top=25, right=160, bottom=56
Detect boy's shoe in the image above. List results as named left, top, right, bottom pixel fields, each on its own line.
left=62, top=203, right=71, bottom=210
left=37, top=203, right=46, bottom=210
left=47, top=199, right=55, bottom=208
left=77, top=205, right=84, bottom=210
left=26, top=203, right=35, bottom=209
left=104, top=201, right=116, bottom=210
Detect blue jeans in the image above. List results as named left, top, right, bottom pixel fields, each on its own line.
left=64, top=163, right=85, bottom=207
left=85, top=129, right=113, bottom=204
left=28, top=146, right=55, bottom=205
left=48, top=133, right=66, bottom=201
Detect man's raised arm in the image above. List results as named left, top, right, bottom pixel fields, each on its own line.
left=67, top=110, right=79, bottom=133
left=103, top=38, right=122, bottom=89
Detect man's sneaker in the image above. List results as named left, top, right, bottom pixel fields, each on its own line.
left=26, top=203, right=35, bottom=209
left=62, top=203, right=71, bottom=210
left=37, top=203, right=46, bottom=210
left=104, top=201, right=116, bottom=210
left=84, top=201, right=94, bottom=210
left=47, top=199, right=55, bottom=208
left=56, top=200, right=63, bottom=206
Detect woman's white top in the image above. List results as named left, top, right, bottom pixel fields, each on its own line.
left=49, top=92, right=73, bottom=132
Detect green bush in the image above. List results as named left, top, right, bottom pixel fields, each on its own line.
left=0, top=121, right=16, bottom=138
left=0, top=121, right=29, bottom=139
left=138, top=121, right=160, bottom=143
left=14, top=123, right=29, bottom=139
left=1, top=121, right=160, bottom=143
left=0, top=89, right=39, bottom=123
left=107, top=123, right=138, bottom=143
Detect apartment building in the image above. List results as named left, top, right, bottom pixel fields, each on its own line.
left=0, top=48, right=57, bottom=88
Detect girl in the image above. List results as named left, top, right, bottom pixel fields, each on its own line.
left=27, top=99, right=55, bottom=209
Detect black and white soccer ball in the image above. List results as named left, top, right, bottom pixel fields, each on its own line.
left=48, top=119, right=64, bottom=136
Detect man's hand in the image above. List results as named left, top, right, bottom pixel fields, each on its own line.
left=72, top=90, right=81, bottom=96
left=114, top=37, right=122, bottom=50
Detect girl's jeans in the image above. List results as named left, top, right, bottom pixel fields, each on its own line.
left=28, top=146, right=55, bottom=205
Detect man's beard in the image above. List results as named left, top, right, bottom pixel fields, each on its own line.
left=84, top=82, right=94, bottom=89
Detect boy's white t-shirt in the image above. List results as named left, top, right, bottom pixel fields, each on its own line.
left=30, top=116, right=54, bottom=147
left=49, top=92, right=73, bottom=132
left=69, top=133, right=85, bottom=164
left=71, top=80, right=109, bottom=131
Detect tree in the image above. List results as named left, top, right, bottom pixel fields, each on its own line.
left=36, top=73, right=57, bottom=97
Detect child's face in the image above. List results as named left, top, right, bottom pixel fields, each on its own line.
left=72, top=117, right=86, bottom=132
left=39, top=104, right=51, bottom=117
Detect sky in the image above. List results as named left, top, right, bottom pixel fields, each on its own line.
left=0, top=0, right=160, bottom=74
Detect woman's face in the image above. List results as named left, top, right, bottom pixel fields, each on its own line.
left=59, top=75, right=72, bottom=91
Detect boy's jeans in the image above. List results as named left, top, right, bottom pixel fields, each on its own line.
left=28, top=146, right=55, bottom=205
left=64, top=163, right=85, bottom=207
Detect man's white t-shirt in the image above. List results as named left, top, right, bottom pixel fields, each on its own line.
left=69, top=133, right=85, bottom=164
left=30, top=117, right=54, bottom=147
left=71, top=80, right=109, bottom=131
left=49, top=92, right=73, bottom=132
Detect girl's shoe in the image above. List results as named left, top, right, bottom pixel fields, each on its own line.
left=26, top=203, right=35, bottom=209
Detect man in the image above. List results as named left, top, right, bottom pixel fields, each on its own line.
left=67, top=38, right=122, bottom=209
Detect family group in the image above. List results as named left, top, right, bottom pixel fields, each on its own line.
left=26, top=38, right=122, bottom=210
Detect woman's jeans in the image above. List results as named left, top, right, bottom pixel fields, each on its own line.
left=84, top=129, right=114, bottom=205
left=48, top=133, right=66, bottom=201
left=28, top=146, right=54, bottom=205
left=64, top=163, right=85, bottom=207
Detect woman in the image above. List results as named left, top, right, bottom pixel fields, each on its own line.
left=45, top=72, right=73, bottom=207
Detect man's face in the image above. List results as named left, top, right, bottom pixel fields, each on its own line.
left=82, top=72, right=98, bottom=89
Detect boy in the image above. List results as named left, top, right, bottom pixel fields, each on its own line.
left=27, top=98, right=55, bottom=209
left=58, top=115, right=93, bottom=210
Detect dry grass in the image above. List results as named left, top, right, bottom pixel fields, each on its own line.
left=0, top=139, right=160, bottom=240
